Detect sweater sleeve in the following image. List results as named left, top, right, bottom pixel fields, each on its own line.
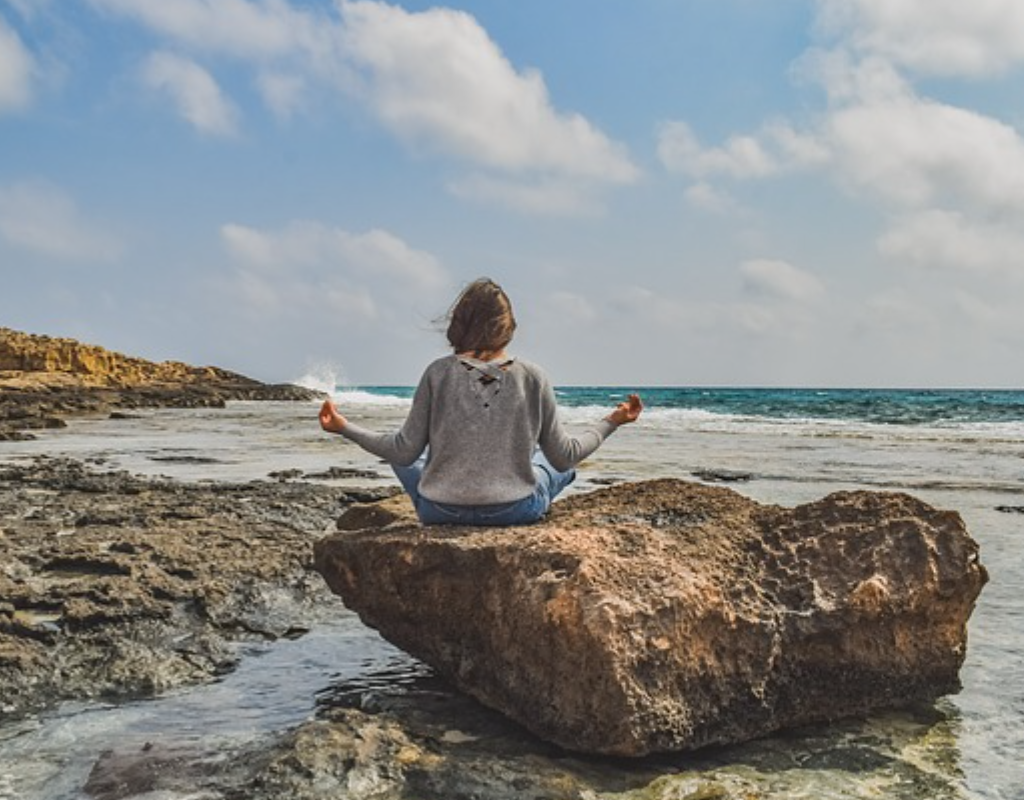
left=338, top=369, right=432, bottom=466
left=536, top=373, right=618, bottom=472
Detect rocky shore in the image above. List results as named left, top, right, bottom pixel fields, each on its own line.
left=0, top=458, right=983, bottom=800
left=0, top=456, right=396, bottom=717
left=0, top=329, right=991, bottom=798
left=0, top=327, right=323, bottom=440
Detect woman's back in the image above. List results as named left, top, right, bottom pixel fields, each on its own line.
left=319, top=277, right=641, bottom=525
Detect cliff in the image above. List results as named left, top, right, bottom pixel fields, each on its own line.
left=0, top=327, right=322, bottom=439
left=0, top=327, right=256, bottom=389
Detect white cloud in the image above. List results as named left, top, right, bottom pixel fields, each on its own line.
left=805, top=7, right=1024, bottom=223
left=89, top=0, right=637, bottom=213
left=796, top=48, right=910, bottom=105
left=336, top=1, right=637, bottom=184
left=0, top=181, right=123, bottom=261
left=827, top=95, right=1024, bottom=214
left=257, top=70, right=306, bottom=120
left=611, top=282, right=814, bottom=343
left=218, top=219, right=451, bottom=344
left=659, top=2, right=1024, bottom=282
left=684, top=182, right=737, bottom=214
left=0, top=14, right=35, bottom=112
left=88, top=0, right=330, bottom=61
left=612, top=286, right=698, bottom=332
left=859, top=288, right=937, bottom=336
left=230, top=260, right=378, bottom=319
left=740, top=259, right=825, bottom=303
left=449, top=174, right=603, bottom=217
left=658, top=120, right=828, bottom=181
left=815, top=0, right=1024, bottom=77
left=221, top=220, right=447, bottom=288
left=951, top=290, right=1024, bottom=347
left=142, top=51, right=238, bottom=136
left=658, top=121, right=778, bottom=180
left=879, top=210, right=1024, bottom=276
left=542, top=291, right=598, bottom=324
left=765, top=121, right=832, bottom=167
left=89, top=0, right=637, bottom=181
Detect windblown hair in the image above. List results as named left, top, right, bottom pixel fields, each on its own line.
left=445, top=278, right=517, bottom=357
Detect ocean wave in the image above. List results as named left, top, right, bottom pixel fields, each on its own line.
left=301, top=381, right=1024, bottom=443
left=332, top=389, right=412, bottom=408
left=561, top=403, right=1024, bottom=445
left=293, top=363, right=344, bottom=396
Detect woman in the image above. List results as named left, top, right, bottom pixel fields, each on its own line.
left=318, top=278, right=642, bottom=525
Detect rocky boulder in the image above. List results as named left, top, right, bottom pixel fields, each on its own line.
left=313, top=479, right=987, bottom=757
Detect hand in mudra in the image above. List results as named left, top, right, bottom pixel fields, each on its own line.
left=319, top=400, right=348, bottom=433
left=607, top=393, right=643, bottom=426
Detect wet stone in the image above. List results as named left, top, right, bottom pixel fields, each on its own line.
left=0, top=455, right=368, bottom=717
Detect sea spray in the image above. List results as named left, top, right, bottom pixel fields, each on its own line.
left=293, top=361, right=346, bottom=396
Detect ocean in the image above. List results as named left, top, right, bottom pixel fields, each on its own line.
left=1, top=385, right=1022, bottom=799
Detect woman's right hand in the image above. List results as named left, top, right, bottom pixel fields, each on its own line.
left=318, top=399, right=348, bottom=433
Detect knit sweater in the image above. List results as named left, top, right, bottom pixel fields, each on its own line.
left=339, top=354, right=619, bottom=505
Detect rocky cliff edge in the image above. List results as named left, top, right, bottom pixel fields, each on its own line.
left=0, top=327, right=322, bottom=439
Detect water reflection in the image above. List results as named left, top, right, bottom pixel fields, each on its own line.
left=314, top=654, right=436, bottom=714
left=0, top=618, right=417, bottom=800
left=310, top=657, right=974, bottom=800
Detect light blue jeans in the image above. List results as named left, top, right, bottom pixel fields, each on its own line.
left=392, top=450, right=576, bottom=526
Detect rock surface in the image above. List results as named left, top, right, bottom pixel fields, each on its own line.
left=314, top=479, right=988, bottom=757
left=0, top=327, right=323, bottom=439
left=0, top=456, right=397, bottom=717
left=84, top=678, right=970, bottom=800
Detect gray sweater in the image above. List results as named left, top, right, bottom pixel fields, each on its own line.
left=339, top=355, right=618, bottom=505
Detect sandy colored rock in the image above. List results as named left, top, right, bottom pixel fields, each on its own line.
left=314, top=479, right=987, bottom=756
left=0, top=327, right=323, bottom=439
left=1, top=327, right=243, bottom=388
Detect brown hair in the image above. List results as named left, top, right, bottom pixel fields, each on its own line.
left=445, top=278, right=517, bottom=357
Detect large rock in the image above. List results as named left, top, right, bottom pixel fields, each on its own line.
left=313, top=479, right=987, bottom=757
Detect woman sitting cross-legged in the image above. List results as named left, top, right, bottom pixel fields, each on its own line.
left=318, top=278, right=642, bottom=526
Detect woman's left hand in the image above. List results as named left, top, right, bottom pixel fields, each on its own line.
left=318, top=399, right=348, bottom=433
left=607, top=393, right=643, bottom=426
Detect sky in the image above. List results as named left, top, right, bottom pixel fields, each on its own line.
left=2, top=0, right=1024, bottom=388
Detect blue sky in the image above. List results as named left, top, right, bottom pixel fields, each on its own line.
left=3, top=0, right=1024, bottom=388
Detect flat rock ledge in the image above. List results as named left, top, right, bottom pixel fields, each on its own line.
left=314, top=479, right=987, bottom=757
left=0, top=457, right=395, bottom=717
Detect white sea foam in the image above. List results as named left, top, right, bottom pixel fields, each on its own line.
left=293, top=362, right=344, bottom=396
left=561, top=402, right=1024, bottom=448
left=333, top=389, right=412, bottom=408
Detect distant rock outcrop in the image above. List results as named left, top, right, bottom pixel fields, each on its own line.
left=0, top=327, right=233, bottom=388
left=0, top=327, right=322, bottom=439
left=314, top=479, right=987, bottom=757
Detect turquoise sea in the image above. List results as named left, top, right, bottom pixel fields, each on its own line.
left=1, top=384, right=1022, bottom=799
left=359, top=384, right=1024, bottom=426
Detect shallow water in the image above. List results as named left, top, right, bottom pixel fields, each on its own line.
left=1, top=399, right=1022, bottom=799
left=0, top=612, right=423, bottom=800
